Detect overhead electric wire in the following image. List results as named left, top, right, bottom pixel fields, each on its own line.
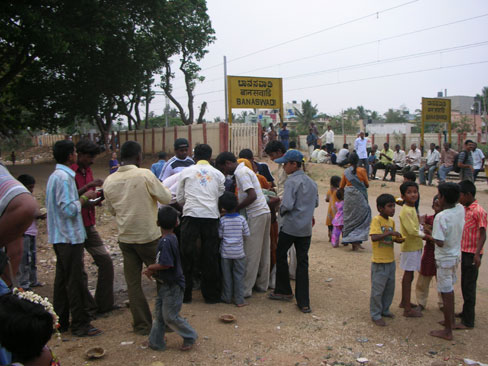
left=238, top=13, right=488, bottom=75
left=171, top=0, right=420, bottom=79
left=284, top=60, right=488, bottom=93
left=284, top=40, right=488, bottom=80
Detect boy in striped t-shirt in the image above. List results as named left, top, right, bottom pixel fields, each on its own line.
left=218, top=192, right=250, bottom=306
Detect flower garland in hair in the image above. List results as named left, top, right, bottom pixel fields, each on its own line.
left=13, top=288, right=61, bottom=339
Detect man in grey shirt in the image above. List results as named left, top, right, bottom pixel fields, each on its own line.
left=457, top=140, right=474, bottom=182
left=268, top=150, right=318, bottom=313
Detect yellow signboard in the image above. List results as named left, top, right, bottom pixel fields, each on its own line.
left=421, top=97, right=452, bottom=150
left=422, top=98, right=451, bottom=123
left=227, top=76, right=283, bottom=124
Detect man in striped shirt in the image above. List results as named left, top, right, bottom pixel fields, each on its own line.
left=458, top=180, right=486, bottom=328
left=158, top=138, right=195, bottom=182
left=46, top=140, right=101, bottom=337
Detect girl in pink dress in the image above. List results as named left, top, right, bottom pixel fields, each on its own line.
left=331, top=189, right=344, bottom=247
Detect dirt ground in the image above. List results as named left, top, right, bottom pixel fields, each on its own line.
left=7, top=152, right=488, bottom=366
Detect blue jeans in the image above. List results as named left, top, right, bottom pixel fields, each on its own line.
left=221, top=257, right=246, bottom=305
left=17, top=235, right=38, bottom=289
left=149, top=282, right=197, bottom=351
left=370, top=262, right=395, bottom=320
left=438, top=165, right=453, bottom=182
left=419, top=165, right=437, bottom=185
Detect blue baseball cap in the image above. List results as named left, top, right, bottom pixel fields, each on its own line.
left=275, top=149, right=304, bottom=164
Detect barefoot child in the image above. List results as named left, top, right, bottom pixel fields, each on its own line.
left=326, top=176, right=341, bottom=242
left=399, top=181, right=432, bottom=317
left=430, top=183, right=465, bottom=340
left=369, top=194, right=404, bottom=326
left=415, top=195, right=444, bottom=311
left=144, top=206, right=197, bottom=351
left=331, top=189, right=344, bottom=248
left=218, top=191, right=250, bottom=306
left=458, top=180, right=486, bottom=328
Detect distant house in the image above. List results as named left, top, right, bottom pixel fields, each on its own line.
left=366, top=122, right=414, bottom=135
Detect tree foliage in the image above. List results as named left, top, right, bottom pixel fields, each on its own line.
left=293, top=100, right=318, bottom=133
left=0, top=0, right=215, bottom=139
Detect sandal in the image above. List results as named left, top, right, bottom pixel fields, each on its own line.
left=180, top=343, right=193, bottom=351
left=268, top=293, right=293, bottom=301
left=298, top=305, right=312, bottom=313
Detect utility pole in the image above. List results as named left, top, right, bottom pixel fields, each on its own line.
left=224, top=56, right=228, bottom=123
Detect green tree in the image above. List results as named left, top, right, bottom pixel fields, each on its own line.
left=452, top=116, right=474, bottom=134
left=383, top=109, right=408, bottom=123
left=293, top=100, right=318, bottom=133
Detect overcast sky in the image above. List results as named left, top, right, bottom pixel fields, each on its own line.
left=150, top=0, right=488, bottom=121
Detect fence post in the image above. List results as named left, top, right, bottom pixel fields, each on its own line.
left=386, top=133, right=390, bottom=145
left=188, top=125, right=192, bottom=149
left=402, top=134, right=406, bottom=150
left=343, top=134, right=346, bottom=144
left=174, top=126, right=178, bottom=140
left=219, top=122, right=228, bottom=153
left=152, top=128, right=155, bottom=154
left=203, top=123, right=207, bottom=144
left=143, top=129, right=146, bottom=154
left=372, top=134, right=375, bottom=146
left=258, top=123, right=263, bottom=158
left=478, top=132, right=481, bottom=143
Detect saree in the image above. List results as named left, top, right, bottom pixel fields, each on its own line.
left=342, top=167, right=371, bottom=243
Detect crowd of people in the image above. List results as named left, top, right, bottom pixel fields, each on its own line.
left=0, top=130, right=486, bottom=364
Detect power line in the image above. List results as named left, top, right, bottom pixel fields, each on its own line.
left=284, top=40, right=488, bottom=80
left=237, top=13, right=488, bottom=75
left=227, top=0, right=420, bottom=63
left=171, top=0, right=420, bottom=79
left=285, top=60, right=488, bottom=93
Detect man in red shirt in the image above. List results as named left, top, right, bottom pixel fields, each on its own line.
left=72, top=140, right=117, bottom=315
left=458, top=180, right=486, bottom=328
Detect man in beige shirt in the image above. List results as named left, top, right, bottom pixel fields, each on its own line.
left=103, top=141, right=171, bottom=335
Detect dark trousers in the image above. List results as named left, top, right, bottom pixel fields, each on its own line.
left=358, top=158, right=369, bottom=175
left=326, top=143, right=334, bottom=154
left=53, top=244, right=91, bottom=333
left=180, top=217, right=221, bottom=303
left=82, top=226, right=115, bottom=314
left=385, top=164, right=402, bottom=181
left=275, top=231, right=311, bottom=308
left=461, top=252, right=482, bottom=327
left=372, top=162, right=391, bottom=179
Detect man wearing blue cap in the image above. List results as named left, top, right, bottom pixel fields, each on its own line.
left=268, top=150, right=318, bottom=313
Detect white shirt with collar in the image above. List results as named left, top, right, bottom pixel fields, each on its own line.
left=406, top=148, right=421, bottom=167
left=393, top=149, right=406, bottom=167
left=472, top=148, right=485, bottom=170
left=234, top=162, right=270, bottom=218
left=426, top=149, right=440, bottom=166
left=354, top=137, right=368, bottom=159
left=320, top=130, right=334, bottom=144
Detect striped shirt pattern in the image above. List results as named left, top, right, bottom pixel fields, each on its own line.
left=461, top=201, right=487, bottom=254
left=46, top=164, right=86, bottom=245
left=159, top=156, right=195, bottom=182
left=219, top=213, right=250, bottom=259
left=0, top=164, right=29, bottom=216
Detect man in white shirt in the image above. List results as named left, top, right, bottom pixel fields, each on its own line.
left=354, top=131, right=369, bottom=174
left=177, top=144, right=225, bottom=303
left=401, top=143, right=421, bottom=175
left=337, top=143, right=350, bottom=166
left=320, top=125, right=334, bottom=153
left=385, top=144, right=406, bottom=182
left=472, top=143, right=485, bottom=181
left=419, top=143, right=441, bottom=186
left=216, top=152, right=271, bottom=298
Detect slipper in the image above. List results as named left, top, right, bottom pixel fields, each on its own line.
left=298, top=305, right=312, bottom=313
left=268, top=293, right=293, bottom=301
left=180, top=343, right=193, bottom=351
left=73, top=327, right=103, bottom=337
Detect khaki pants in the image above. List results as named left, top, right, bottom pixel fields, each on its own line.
left=119, top=240, right=159, bottom=335
left=243, top=213, right=271, bottom=298
left=415, top=273, right=443, bottom=309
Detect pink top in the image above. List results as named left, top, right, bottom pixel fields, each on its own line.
left=332, top=201, right=344, bottom=227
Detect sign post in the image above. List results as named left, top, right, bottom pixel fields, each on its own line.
left=421, top=98, right=451, bottom=153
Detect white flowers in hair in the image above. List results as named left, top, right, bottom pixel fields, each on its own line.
left=13, top=288, right=60, bottom=332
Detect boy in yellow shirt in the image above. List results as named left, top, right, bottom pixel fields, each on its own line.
left=399, top=181, right=432, bottom=317
left=369, top=194, right=404, bottom=326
